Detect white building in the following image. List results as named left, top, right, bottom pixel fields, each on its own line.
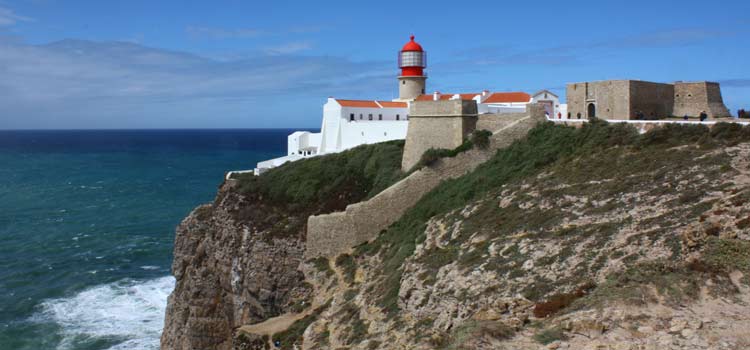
left=530, top=90, right=566, bottom=118
left=249, top=36, right=551, bottom=175
left=255, top=99, right=409, bottom=174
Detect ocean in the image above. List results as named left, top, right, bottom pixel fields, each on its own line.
left=0, top=129, right=299, bottom=350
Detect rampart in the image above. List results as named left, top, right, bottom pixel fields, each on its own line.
left=401, top=100, right=478, bottom=171
left=305, top=104, right=545, bottom=258
left=673, top=82, right=731, bottom=118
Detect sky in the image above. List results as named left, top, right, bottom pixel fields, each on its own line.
left=0, top=0, right=748, bottom=129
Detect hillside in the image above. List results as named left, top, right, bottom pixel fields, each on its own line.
left=163, top=121, right=750, bottom=350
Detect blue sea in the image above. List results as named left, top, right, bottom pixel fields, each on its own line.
left=0, top=129, right=300, bottom=350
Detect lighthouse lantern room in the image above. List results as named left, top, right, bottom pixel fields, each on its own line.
left=396, top=35, right=428, bottom=101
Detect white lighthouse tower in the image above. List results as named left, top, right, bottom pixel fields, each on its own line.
left=396, top=35, right=427, bottom=101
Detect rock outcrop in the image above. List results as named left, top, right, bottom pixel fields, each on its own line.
left=161, top=182, right=311, bottom=350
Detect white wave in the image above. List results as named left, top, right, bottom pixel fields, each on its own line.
left=37, top=276, right=175, bottom=350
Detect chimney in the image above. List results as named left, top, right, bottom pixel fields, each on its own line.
left=433, top=91, right=440, bottom=101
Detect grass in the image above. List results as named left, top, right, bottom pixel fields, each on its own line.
left=234, top=140, right=405, bottom=211
left=702, top=237, right=750, bottom=275
left=309, top=257, right=334, bottom=277
left=533, top=326, right=567, bottom=345
left=335, top=254, right=357, bottom=284
left=354, top=120, right=750, bottom=317
left=435, top=320, right=516, bottom=349
left=229, top=140, right=405, bottom=238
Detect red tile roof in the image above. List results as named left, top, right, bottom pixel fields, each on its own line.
left=335, top=99, right=408, bottom=109
left=415, top=93, right=480, bottom=101
left=336, top=99, right=380, bottom=108
left=416, top=92, right=530, bottom=103
left=483, top=92, right=531, bottom=103
left=377, top=101, right=408, bottom=108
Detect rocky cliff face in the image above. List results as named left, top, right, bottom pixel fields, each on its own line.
left=161, top=141, right=405, bottom=350
left=161, top=182, right=312, bottom=350
left=162, top=122, right=750, bottom=350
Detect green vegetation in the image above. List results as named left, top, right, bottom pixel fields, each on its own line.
left=335, top=254, right=357, bottom=284
left=533, top=326, right=567, bottom=345
left=703, top=237, right=750, bottom=276
left=355, top=120, right=750, bottom=317
left=229, top=140, right=405, bottom=238
left=309, top=257, right=334, bottom=278
left=434, top=320, right=516, bottom=349
left=234, top=140, right=405, bottom=211
left=412, top=130, right=492, bottom=170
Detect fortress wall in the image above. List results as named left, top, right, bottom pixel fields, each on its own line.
left=673, top=82, right=731, bottom=118
left=476, top=112, right=528, bottom=132
left=630, top=81, right=675, bottom=119
left=566, top=82, right=587, bottom=119
left=401, top=100, right=478, bottom=172
left=566, top=81, right=631, bottom=120
left=305, top=104, right=546, bottom=259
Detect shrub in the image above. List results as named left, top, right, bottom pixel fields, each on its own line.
left=416, top=148, right=452, bottom=168
left=335, top=254, right=357, bottom=284
left=309, top=257, right=333, bottom=277
left=441, top=320, right=516, bottom=349
left=533, top=326, right=567, bottom=344
left=234, top=140, right=405, bottom=211
left=472, top=129, right=492, bottom=150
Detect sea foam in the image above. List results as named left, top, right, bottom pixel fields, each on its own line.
left=37, top=276, right=175, bottom=350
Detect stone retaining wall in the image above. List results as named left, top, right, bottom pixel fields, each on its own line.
left=305, top=104, right=545, bottom=258
left=477, top=112, right=529, bottom=133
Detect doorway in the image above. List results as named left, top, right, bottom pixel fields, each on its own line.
left=587, top=103, right=596, bottom=118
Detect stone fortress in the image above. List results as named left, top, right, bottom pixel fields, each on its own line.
left=233, top=35, right=738, bottom=258
left=299, top=37, right=737, bottom=258
left=566, top=80, right=731, bottom=120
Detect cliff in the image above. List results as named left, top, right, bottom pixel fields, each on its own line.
left=161, top=141, right=405, bottom=349
left=162, top=121, right=750, bottom=350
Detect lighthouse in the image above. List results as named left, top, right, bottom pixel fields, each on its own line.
left=397, top=35, right=427, bottom=101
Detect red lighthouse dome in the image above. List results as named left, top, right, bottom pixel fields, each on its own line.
left=399, top=35, right=426, bottom=77
left=401, top=35, right=424, bottom=52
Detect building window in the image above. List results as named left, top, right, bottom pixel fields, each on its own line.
left=350, top=113, right=354, bottom=121
left=396, top=114, right=400, bottom=120
left=406, top=115, right=409, bottom=120
left=567, top=112, right=571, bottom=119
left=402, top=80, right=406, bottom=85
left=384, top=132, right=387, bottom=136
left=359, top=114, right=363, bottom=120
left=368, top=114, right=373, bottom=120
left=378, top=114, right=382, bottom=120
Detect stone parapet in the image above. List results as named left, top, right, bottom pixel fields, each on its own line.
left=401, top=100, right=479, bottom=171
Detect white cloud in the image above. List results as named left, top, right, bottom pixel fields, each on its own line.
left=0, top=39, right=393, bottom=128
left=0, top=6, right=32, bottom=27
